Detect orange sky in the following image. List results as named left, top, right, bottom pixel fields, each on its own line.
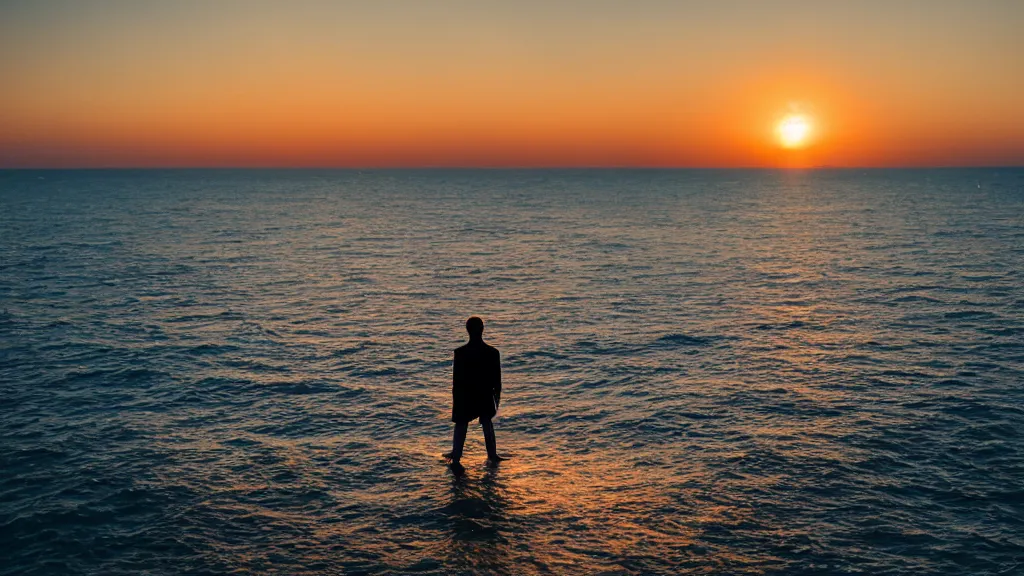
left=2, top=1, right=1023, bottom=168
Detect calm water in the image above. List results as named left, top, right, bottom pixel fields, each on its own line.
left=2, top=169, right=1023, bottom=575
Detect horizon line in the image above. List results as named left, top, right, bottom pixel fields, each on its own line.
left=3, top=164, right=1024, bottom=171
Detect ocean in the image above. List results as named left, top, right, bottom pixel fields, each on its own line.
left=1, top=168, right=1022, bottom=575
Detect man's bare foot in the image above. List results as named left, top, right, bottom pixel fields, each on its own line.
left=486, top=455, right=507, bottom=466
left=449, top=461, right=465, bottom=476
left=442, top=451, right=454, bottom=460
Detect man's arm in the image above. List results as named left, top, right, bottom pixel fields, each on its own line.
left=452, top=351, right=461, bottom=391
left=492, top=350, right=501, bottom=408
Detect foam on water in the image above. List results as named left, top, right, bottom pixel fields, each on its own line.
left=1, top=169, right=1023, bottom=575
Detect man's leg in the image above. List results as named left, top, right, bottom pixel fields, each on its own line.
left=450, top=421, right=469, bottom=463
left=481, top=417, right=499, bottom=461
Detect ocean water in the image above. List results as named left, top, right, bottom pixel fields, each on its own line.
left=1, top=168, right=1023, bottom=575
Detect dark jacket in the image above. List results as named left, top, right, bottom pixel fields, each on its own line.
left=451, top=340, right=501, bottom=423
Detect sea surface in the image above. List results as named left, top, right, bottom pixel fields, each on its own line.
left=1, top=168, right=1023, bottom=575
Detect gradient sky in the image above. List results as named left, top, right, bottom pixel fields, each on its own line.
left=2, top=0, right=1023, bottom=168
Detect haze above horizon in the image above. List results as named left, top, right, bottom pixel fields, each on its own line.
left=2, top=0, right=1023, bottom=169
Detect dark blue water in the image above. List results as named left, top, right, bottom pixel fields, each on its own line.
left=2, top=169, right=1023, bottom=575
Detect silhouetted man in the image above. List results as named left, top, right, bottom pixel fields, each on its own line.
left=445, top=316, right=503, bottom=474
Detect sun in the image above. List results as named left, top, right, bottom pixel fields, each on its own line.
left=777, top=114, right=813, bottom=149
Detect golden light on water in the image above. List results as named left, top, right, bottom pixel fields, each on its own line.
left=777, top=114, right=813, bottom=149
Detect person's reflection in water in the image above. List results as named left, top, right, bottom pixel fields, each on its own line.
left=444, top=466, right=511, bottom=575
left=444, top=316, right=505, bottom=476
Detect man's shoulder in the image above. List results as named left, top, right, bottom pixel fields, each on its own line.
left=454, top=342, right=499, bottom=355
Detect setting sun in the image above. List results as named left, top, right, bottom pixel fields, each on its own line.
left=777, top=114, right=813, bottom=149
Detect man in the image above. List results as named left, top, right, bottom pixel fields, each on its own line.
left=445, top=316, right=504, bottom=474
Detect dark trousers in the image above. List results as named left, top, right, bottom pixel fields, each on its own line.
left=451, top=418, right=496, bottom=462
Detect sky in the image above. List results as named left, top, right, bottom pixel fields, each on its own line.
left=1, top=0, right=1023, bottom=168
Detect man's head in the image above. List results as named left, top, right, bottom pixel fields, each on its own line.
left=466, top=316, right=484, bottom=338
